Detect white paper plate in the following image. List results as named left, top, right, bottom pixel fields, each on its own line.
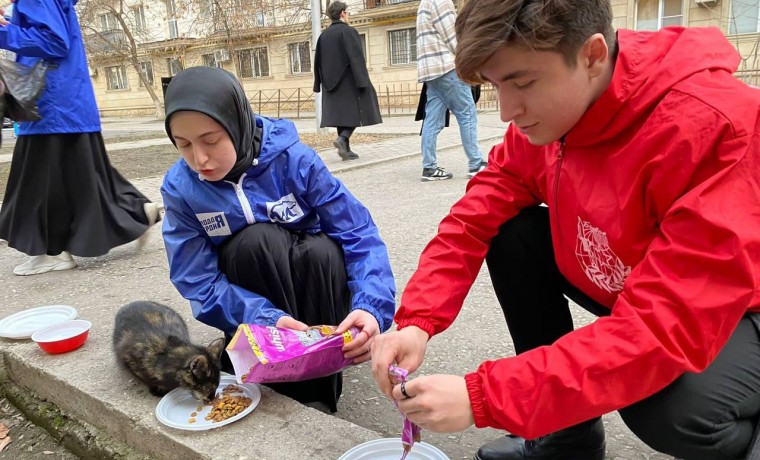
left=155, top=375, right=261, bottom=431
left=338, top=438, right=449, bottom=460
left=0, top=305, right=77, bottom=339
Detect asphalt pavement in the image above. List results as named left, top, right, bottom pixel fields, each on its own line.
left=0, top=112, right=671, bottom=459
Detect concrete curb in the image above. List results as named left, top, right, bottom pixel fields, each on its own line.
left=0, top=353, right=152, bottom=460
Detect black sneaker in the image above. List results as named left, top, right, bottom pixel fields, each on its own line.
left=474, top=418, right=605, bottom=460
left=467, top=161, right=488, bottom=178
left=421, top=167, right=453, bottom=181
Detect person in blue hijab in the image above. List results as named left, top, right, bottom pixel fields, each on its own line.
left=161, top=66, right=396, bottom=412
left=0, top=0, right=161, bottom=276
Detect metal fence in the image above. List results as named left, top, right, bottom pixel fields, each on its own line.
left=247, top=83, right=499, bottom=118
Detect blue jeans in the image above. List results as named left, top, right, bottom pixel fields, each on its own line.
left=421, top=70, right=483, bottom=170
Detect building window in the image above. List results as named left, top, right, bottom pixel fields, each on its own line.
left=635, top=0, right=682, bottom=30
left=202, top=53, right=221, bottom=68
left=133, top=5, right=146, bottom=32
left=238, top=47, right=270, bottom=78
left=288, top=41, right=311, bottom=74
left=166, top=0, right=179, bottom=38
left=168, top=19, right=179, bottom=38
left=105, top=65, right=128, bottom=90
left=138, top=61, right=153, bottom=87
left=166, top=0, right=177, bottom=16
left=167, top=58, right=183, bottom=76
left=388, top=28, right=416, bottom=65
left=730, top=0, right=760, bottom=33
left=255, top=11, right=266, bottom=26
left=100, top=12, right=119, bottom=31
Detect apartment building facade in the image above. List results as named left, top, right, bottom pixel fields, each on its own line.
left=80, top=0, right=760, bottom=117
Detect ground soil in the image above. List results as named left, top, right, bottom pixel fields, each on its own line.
left=0, top=132, right=408, bottom=198
left=0, top=398, right=77, bottom=460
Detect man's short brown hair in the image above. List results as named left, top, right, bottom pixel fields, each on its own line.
left=328, top=1, right=347, bottom=20
left=455, top=0, right=615, bottom=83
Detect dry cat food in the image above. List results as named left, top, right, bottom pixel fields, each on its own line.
left=186, top=384, right=252, bottom=424
left=204, top=394, right=253, bottom=423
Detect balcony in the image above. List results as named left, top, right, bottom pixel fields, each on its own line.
left=85, top=29, right=129, bottom=55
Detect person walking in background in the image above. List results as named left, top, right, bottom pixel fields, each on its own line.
left=0, top=0, right=161, bottom=276
left=416, top=0, right=485, bottom=181
left=313, top=1, right=382, bottom=161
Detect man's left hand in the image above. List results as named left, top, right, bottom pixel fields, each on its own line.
left=393, top=374, right=475, bottom=433
left=335, top=309, right=380, bottom=364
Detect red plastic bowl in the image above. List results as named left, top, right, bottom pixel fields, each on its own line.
left=31, top=320, right=91, bottom=354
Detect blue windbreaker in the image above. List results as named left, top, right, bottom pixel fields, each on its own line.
left=0, top=0, right=101, bottom=135
left=161, top=116, right=396, bottom=336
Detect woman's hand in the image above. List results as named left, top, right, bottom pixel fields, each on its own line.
left=275, top=315, right=308, bottom=331
left=370, top=326, right=429, bottom=398
left=393, top=374, right=475, bottom=433
left=335, top=309, right=380, bottom=364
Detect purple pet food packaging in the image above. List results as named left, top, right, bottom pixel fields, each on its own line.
left=389, top=365, right=422, bottom=460
left=226, top=324, right=359, bottom=384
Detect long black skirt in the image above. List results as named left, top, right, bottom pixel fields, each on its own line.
left=0, top=133, right=150, bottom=257
left=218, top=223, right=352, bottom=412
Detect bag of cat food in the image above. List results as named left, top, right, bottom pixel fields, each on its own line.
left=226, top=324, right=359, bottom=384
left=389, top=365, right=422, bottom=460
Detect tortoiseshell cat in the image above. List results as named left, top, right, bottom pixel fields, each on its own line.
left=113, top=301, right=225, bottom=402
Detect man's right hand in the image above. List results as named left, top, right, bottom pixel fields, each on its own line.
left=370, top=325, right=430, bottom=398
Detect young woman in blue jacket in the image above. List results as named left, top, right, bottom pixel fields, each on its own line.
left=161, top=67, right=396, bottom=412
left=0, top=0, right=160, bottom=276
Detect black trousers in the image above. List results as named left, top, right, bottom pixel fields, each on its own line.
left=485, top=206, right=760, bottom=460
left=218, top=223, right=351, bottom=412
left=337, top=126, right=355, bottom=140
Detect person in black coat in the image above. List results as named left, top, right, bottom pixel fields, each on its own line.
left=313, top=1, right=382, bottom=161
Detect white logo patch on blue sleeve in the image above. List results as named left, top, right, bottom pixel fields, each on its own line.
left=196, top=212, right=232, bottom=237
left=266, top=193, right=304, bottom=223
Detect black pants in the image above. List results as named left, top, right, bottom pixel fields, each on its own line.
left=337, top=126, right=355, bottom=140
left=218, top=223, right=351, bottom=412
left=485, top=206, right=760, bottom=460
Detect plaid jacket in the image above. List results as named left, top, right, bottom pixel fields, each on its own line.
left=416, top=0, right=457, bottom=82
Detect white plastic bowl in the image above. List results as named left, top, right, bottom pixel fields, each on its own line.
left=338, top=438, right=449, bottom=460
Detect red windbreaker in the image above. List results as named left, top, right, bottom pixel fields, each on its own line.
left=395, top=27, right=760, bottom=438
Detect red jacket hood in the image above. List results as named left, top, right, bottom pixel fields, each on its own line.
left=567, top=27, right=741, bottom=146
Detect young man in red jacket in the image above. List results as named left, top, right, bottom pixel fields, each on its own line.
left=370, top=0, right=760, bottom=458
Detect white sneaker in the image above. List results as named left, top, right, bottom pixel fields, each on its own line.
left=137, top=202, right=163, bottom=251
left=467, top=161, right=488, bottom=179
left=144, top=202, right=162, bottom=226
left=13, top=251, right=77, bottom=276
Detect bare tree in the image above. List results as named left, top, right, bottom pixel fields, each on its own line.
left=697, top=1, right=760, bottom=86
left=78, top=0, right=176, bottom=118
left=189, top=0, right=317, bottom=74
left=77, top=0, right=334, bottom=117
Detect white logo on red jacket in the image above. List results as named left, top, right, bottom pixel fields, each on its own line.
left=575, top=218, right=631, bottom=293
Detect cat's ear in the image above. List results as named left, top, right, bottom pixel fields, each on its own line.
left=207, top=338, right=226, bottom=360
left=190, top=355, right=209, bottom=378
